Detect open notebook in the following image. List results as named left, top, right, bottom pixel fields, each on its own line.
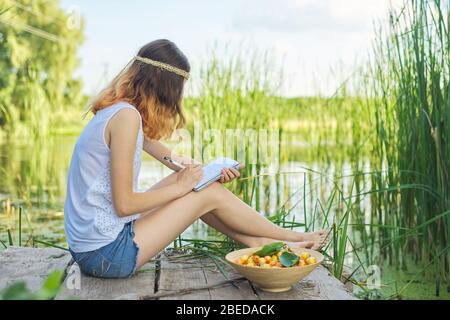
left=193, top=157, right=240, bottom=192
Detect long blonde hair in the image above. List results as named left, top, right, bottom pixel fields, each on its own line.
left=90, top=40, right=190, bottom=140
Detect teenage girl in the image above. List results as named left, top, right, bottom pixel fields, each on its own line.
left=64, top=39, right=328, bottom=278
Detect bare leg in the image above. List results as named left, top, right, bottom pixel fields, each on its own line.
left=144, top=178, right=307, bottom=240
left=134, top=182, right=322, bottom=268
left=140, top=173, right=283, bottom=246
left=139, top=173, right=327, bottom=249
left=201, top=212, right=314, bottom=249
left=145, top=174, right=317, bottom=241
left=192, top=184, right=316, bottom=242
left=141, top=172, right=305, bottom=245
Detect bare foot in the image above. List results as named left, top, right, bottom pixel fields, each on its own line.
left=246, top=232, right=329, bottom=250
left=314, top=230, right=331, bottom=250
left=300, top=229, right=326, bottom=241
left=286, top=241, right=315, bottom=249
left=300, top=229, right=330, bottom=251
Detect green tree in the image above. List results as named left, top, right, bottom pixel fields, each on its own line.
left=0, top=0, right=85, bottom=137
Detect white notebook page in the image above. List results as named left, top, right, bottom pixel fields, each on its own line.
left=194, top=157, right=240, bottom=190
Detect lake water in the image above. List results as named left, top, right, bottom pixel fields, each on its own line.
left=0, top=135, right=369, bottom=244
left=0, top=136, right=446, bottom=300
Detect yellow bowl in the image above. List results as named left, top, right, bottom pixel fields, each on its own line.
left=225, top=247, right=324, bottom=293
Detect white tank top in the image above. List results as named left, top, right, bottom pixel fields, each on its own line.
left=64, top=102, right=143, bottom=253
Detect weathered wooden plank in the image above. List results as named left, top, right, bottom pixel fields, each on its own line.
left=0, top=247, right=71, bottom=293
left=151, top=253, right=257, bottom=300
left=200, top=258, right=258, bottom=300
left=253, top=266, right=356, bottom=300
left=1, top=248, right=356, bottom=300
left=55, top=261, right=156, bottom=300
left=158, top=254, right=211, bottom=300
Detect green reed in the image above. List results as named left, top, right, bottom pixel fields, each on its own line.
left=171, top=50, right=370, bottom=284
left=367, top=0, right=449, bottom=291
left=184, top=48, right=285, bottom=209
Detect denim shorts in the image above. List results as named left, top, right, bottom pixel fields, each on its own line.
left=69, top=222, right=140, bottom=279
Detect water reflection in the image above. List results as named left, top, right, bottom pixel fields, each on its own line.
left=1, top=136, right=373, bottom=248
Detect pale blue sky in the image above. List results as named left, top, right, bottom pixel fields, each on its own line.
left=60, top=0, right=402, bottom=96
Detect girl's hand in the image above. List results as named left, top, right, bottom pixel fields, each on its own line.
left=219, top=164, right=245, bottom=184
left=175, top=165, right=203, bottom=195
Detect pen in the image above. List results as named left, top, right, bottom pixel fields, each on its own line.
left=163, top=156, right=187, bottom=170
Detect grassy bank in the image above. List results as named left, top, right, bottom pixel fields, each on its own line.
left=367, top=0, right=449, bottom=293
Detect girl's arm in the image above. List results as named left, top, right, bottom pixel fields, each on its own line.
left=143, top=138, right=200, bottom=171
left=108, top=109, right=202, bottom=217
left=143, top=138, right=243, bottom=182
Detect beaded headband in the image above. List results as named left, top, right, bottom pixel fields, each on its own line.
left=134, top=56, right=189, bottom=80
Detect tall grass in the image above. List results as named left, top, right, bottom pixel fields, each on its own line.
left=172, top=49, right=368, bottom=285
left=368, top=0, right=449, bottom=290
left=184, top=49, right=285, bottom=210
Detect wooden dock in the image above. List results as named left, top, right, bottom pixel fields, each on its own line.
left=0, top=247, right=355, bottom=300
